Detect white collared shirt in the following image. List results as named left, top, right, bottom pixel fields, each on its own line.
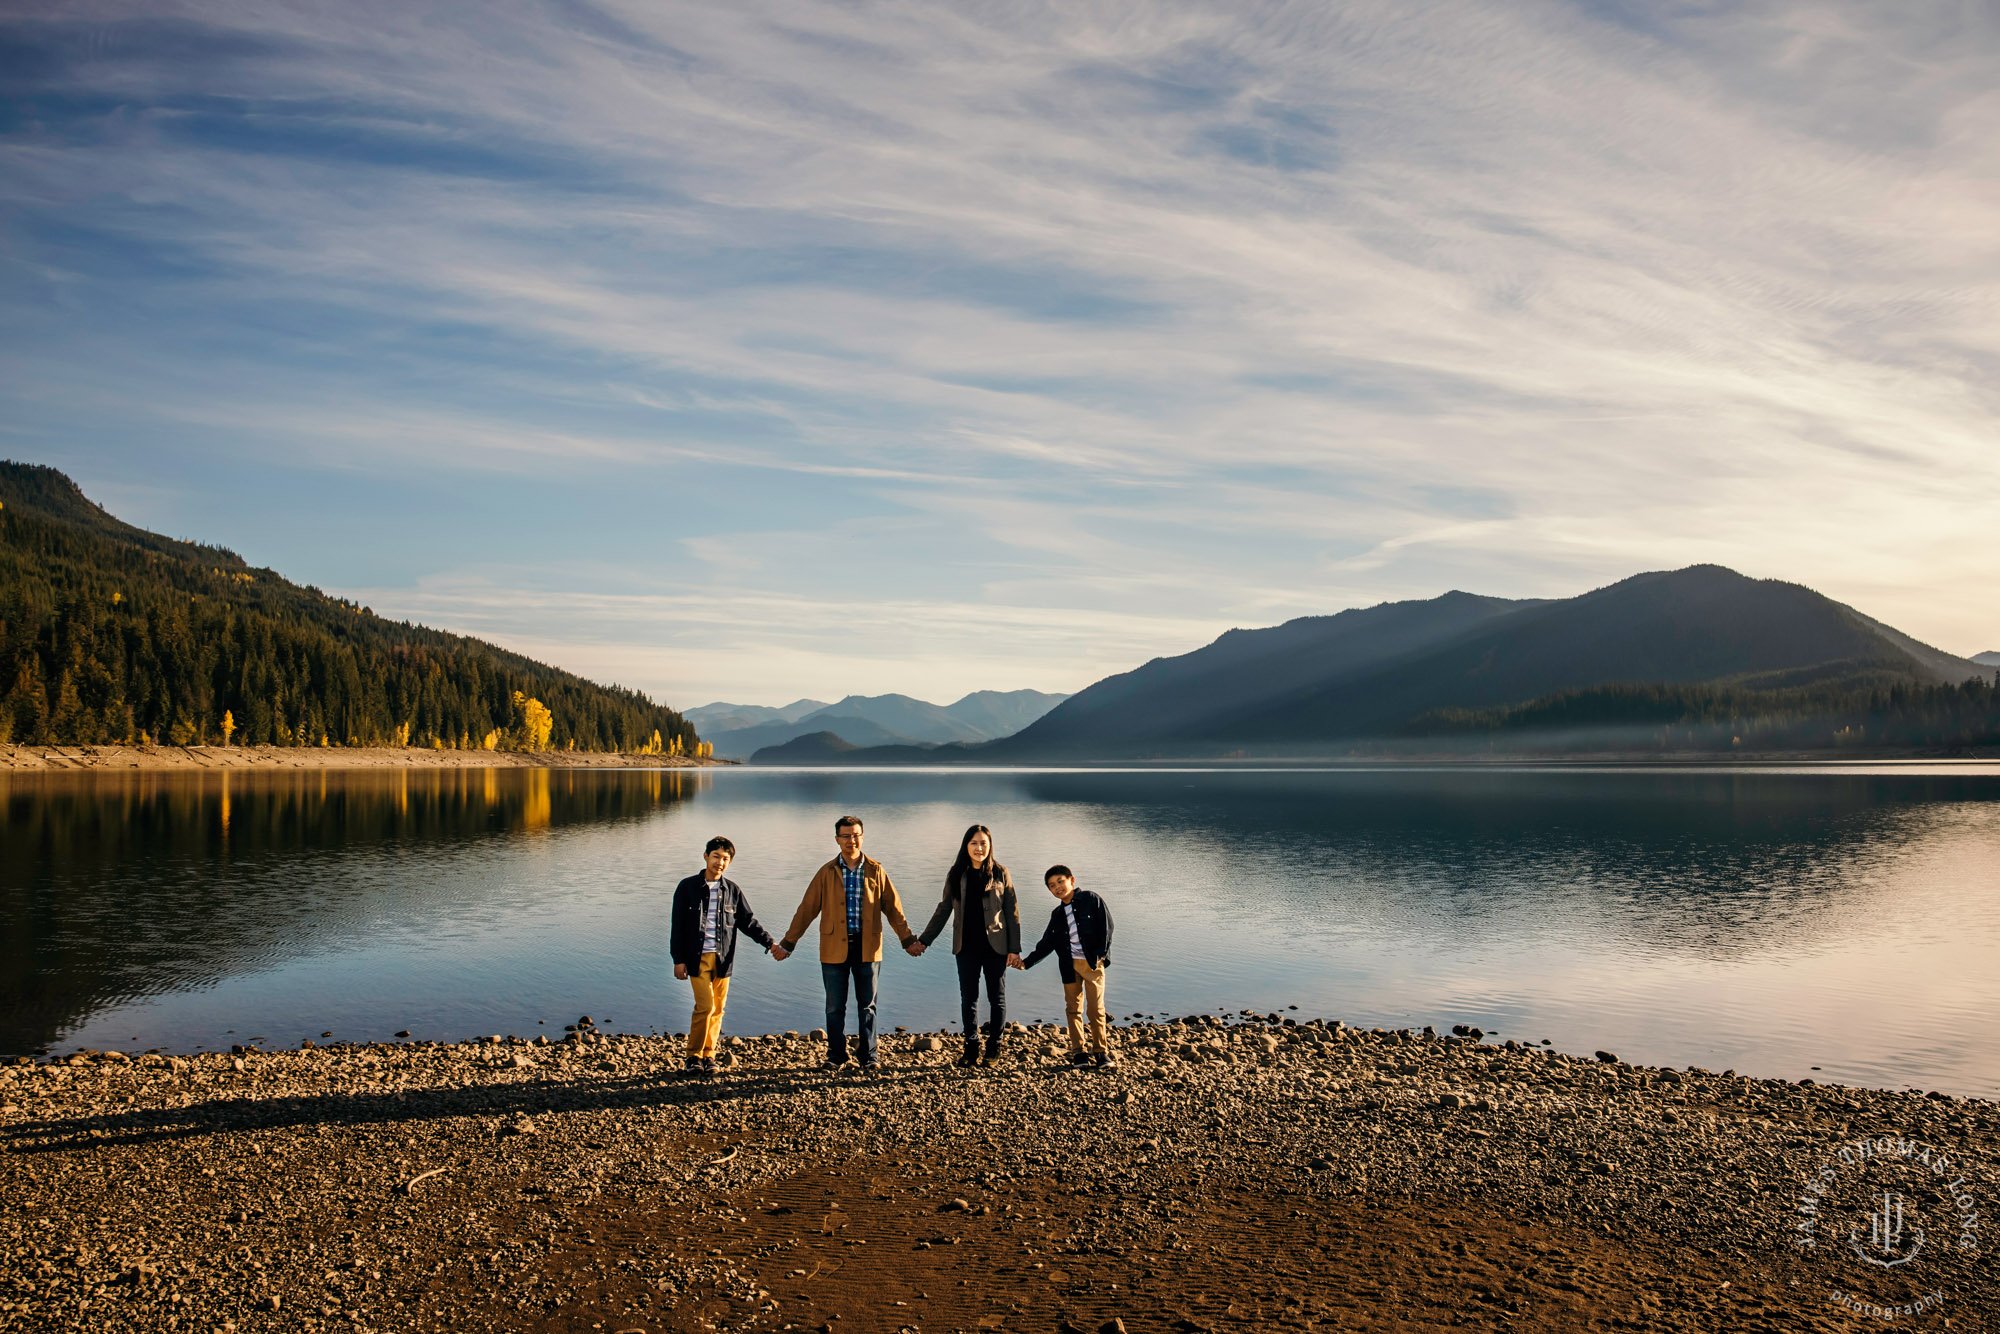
left=701, top=880, right=723, bottom=953
left=1064, top=902, right=1084, bottom=957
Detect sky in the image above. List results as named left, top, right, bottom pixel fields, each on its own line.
left=3, top=1, right=1997, bottom=708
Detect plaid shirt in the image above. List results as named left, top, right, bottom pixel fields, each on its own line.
left=840, top=857, right=865, bottom=933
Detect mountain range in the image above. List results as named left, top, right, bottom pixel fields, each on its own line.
left=754, top=566, right=1995, bottom=762
left=691, top=690, right=1069, bottom=760
left=7, top=458, right=1989, bottom=763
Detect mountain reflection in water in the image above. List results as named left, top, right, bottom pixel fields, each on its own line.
left=1, top=767, right=701, bottom=1053
left=4, top=764, right=1998, bottom=1098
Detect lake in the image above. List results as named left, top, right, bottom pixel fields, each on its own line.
left=5, top=763, right=1999, bottom=1097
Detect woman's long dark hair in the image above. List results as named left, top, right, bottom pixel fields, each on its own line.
left=949, top=824, right=997, bottom=890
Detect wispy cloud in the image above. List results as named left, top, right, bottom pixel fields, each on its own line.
left=3, top=0, right=1996, bottom=704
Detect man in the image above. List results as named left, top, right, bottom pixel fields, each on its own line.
left=780, top=815, right=919, bottom=1071
left=669, top=836, right=780, bottom=1076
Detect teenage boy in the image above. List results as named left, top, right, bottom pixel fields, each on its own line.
left=1018, top=865, right=1116, bottom=1069
left=670, top=836, right=780, bottom=1076
left=780, top=815, right=919, bottom=1071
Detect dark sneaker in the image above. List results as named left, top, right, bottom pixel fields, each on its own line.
left=1094, top=1052, right=1116, bottom=1070
left=700, top=1057, right=718, bottom=1076
left=683, top=1057, right=702, bottom=1074
left=860, top=1058, right=881, bottom=1073
left=1068, top=1052, right=1094, bottom=1067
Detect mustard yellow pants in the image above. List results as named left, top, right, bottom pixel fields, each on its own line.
left=1063, top=960, right=1109, bottom=1055
left=686, top=952, right=729, bottom=1058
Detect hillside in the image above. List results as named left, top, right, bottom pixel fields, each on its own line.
left=750, top=733, right=974, bottom=765
left=998, top=591, right=1528, bottom=752
left=726, top=712, right=916, bottom=755
left=1210, top=565, right=1985, bottom=747
left=0, top=462, right=699, bottom=753
left=953, top=566, right=1995, bottom=760
left=1976, top=651, right=2000, bottom=668
left=700, top=689, right=1068, bottom=759
left=747, top=731, right=858, bottom=763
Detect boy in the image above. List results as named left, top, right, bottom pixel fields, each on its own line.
left=670, top=836, right=780, bottom=1076
left=1018, top=864, right=1116, bottom=1069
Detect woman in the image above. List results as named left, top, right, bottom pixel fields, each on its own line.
left=917, top=824, right=1023, bottom=1067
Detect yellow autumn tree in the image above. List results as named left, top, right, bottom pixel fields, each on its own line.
left=509, top=691, right=553, bottom=751
left=220, top=710, right=236, bottom=746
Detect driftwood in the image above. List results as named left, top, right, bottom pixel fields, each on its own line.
left=397, top=1166, right=449, bottom=1195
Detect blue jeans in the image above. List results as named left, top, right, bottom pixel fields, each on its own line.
left=821, top=952, right=880, bottom=1063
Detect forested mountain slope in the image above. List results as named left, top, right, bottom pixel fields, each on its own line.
left=0, top=463, right=698, bottom=753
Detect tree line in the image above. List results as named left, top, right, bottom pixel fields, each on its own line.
left=1406, top=678, right=2000, bottom=752
left=0, top=467, right=702, bottom=754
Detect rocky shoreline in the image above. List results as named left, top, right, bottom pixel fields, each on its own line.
left=0, top=744, right=734, bottom=773
left=3, top=1019, right=1994, bottom=1332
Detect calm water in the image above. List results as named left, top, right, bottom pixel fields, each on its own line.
left=5, top=764, right=1999, bottom=1097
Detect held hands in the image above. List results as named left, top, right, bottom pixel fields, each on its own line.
left=904, top=939, right=926, bottom=957
left=1006, top=953, right=1024, bottom=970
left=770, top=945, right=791, bottom=962
left=674, top=963, right=689, bottom=981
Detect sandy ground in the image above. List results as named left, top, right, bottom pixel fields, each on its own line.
left=3, top=1019, right=1994, bottom=1333
left=0, top=745, right=732, bottom=772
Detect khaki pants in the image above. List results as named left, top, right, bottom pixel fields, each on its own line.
left=686, top=952, right=729, bottom=1058
left=1063, top=959, right=1109, bottom=1055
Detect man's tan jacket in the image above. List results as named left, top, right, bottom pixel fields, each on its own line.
left=782, top=856, right=916, bottom=964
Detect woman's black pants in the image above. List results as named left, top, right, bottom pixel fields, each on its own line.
left=956, top=938, right=1007, bottom=1040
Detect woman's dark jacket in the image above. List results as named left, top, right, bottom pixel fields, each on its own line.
left=1021, top=889, right=1114, bottom=982
left=670, top=875, right=775, bottom=979
left=918, top=862, right=1022, bottom=956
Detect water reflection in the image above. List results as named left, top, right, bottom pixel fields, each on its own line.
left=5, top=765, right=1999, bottom=1098
left=0, top=768, right=704, bottom=1052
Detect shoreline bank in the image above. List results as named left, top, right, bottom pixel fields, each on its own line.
left=0, top=744, right=735, bottom=773
left=3, top=1020, right=1993, bottom=1332
left=760, top=748, right=2000, bottom=768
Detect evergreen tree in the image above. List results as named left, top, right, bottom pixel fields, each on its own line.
left=0, top=463, right=703, bottom=755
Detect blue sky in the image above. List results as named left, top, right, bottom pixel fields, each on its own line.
left=4, top=2, right=1996, bottom=706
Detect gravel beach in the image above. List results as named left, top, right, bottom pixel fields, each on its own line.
left=3, top=1019, right=1993, bottom=1332
left=0, top=745, right=732, bottom=772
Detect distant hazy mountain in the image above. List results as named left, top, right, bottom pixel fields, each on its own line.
left=939, top=689, right=1080, bottom=737
left=1975, top=651, right=2000, bottom=668
left=721, top=712, right=917, bottom=757
left=975, top=565, right=1992, bottom=759
left=748, top=731, right=857, bottom=763
left=684, top=699, right=828, bottom=733
left=708, top=689, right=1068, bottom=760
left=751, top=733, right=972, bottom=766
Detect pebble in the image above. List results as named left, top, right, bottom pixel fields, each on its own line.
left=3, top=1015, right=1994, bottom=1332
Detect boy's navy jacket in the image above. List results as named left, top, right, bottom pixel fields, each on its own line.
left=669, top=875, right=776, bottom=978
left=1020, top=889, right=1114, bottom=982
